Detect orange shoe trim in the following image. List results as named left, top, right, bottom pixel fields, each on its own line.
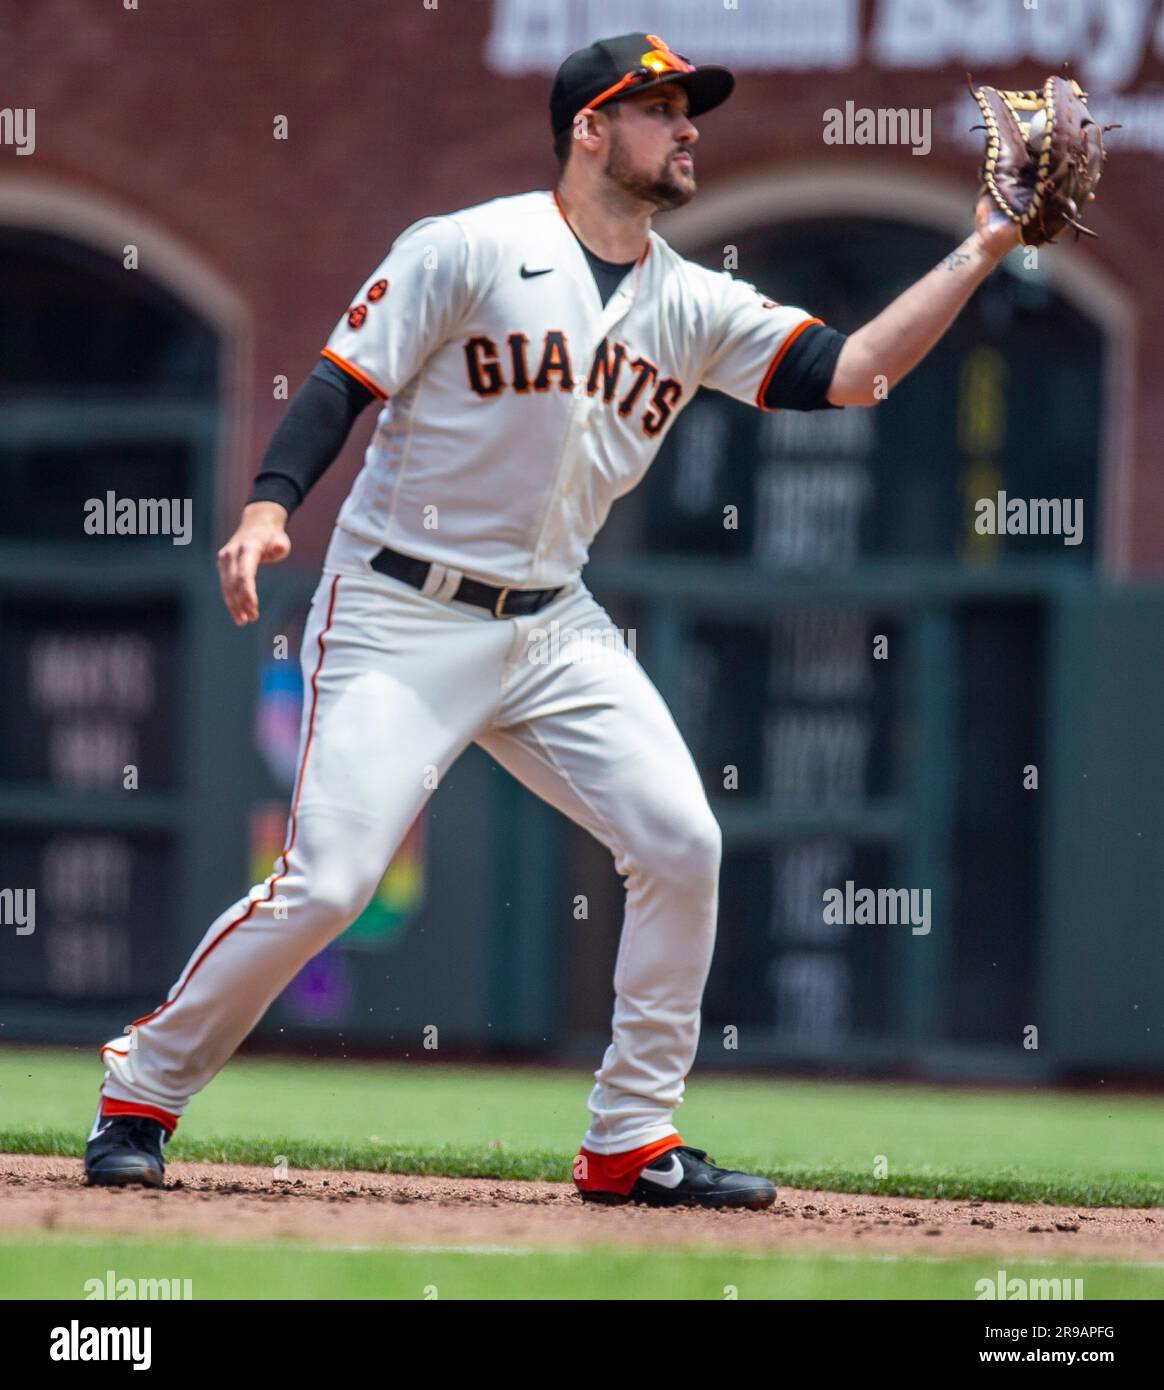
left=100, top=1096, right=180, bottom=1136
left=574, top=1134, right=685, bottom=1196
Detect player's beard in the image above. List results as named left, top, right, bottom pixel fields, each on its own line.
left=603, top=130, right=696, bottom=210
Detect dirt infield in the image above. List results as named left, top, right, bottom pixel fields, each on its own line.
left=3, top=1156, right=1162, bottom=1261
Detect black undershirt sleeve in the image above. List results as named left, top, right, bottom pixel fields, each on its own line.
left=762, top=323, right=848, bottom=412
left=246, top=357, right=378, bottom=515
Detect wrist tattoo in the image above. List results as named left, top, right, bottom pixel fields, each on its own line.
left=941, top=251, right=971, bottom=272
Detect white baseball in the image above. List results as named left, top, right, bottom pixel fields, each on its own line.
left=1027, top=108, right=1048, bottom=149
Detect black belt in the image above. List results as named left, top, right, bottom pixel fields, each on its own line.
left=370, top=545, right=567, bottom=618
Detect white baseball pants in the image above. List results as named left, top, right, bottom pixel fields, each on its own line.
left=100, top=526, right=722, bottom=1154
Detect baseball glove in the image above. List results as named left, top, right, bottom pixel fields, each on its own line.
left=968, top=71, right=1116, bottom=246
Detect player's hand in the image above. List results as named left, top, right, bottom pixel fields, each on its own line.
left=216, top=502, right=292, bottom=626
left=973, top=194, right=1023, bottom=259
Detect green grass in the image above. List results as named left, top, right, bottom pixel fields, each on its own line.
left=3, top=1046, right=1162, bottom=1206
left=2, top=1235, right=1161, bottom=1300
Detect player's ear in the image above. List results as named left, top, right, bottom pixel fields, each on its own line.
left=572, top=108, right=602, bottom=152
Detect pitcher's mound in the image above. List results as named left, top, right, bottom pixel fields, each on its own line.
left=2, top=1155, right=1160, bottom=1260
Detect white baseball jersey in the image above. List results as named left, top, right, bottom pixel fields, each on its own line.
left=322, top=189, right=822, bottom=587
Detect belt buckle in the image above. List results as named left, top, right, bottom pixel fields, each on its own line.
left=492, top=585, right=511, bottom=618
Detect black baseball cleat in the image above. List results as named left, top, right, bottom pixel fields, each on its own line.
left=84, top=1115, right=167, bottom=1189
left=584, top=1145, right=777, bottom=1210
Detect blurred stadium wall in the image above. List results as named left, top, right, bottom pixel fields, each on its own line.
left=2, top=0, right=1164, bottom=1080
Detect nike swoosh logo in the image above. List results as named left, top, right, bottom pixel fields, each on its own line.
left=638, top=1155, right=685, bottom=1189
left=520, top=265, right=554, bottom=278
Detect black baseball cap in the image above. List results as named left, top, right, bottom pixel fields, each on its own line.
left=550, top=32, right=735, bottom=139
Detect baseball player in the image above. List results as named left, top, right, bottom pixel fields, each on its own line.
left=84, top=32, right=1023, bottom=1208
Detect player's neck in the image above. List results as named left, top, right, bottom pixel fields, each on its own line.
left=554, top=181, right=651, bottom=264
